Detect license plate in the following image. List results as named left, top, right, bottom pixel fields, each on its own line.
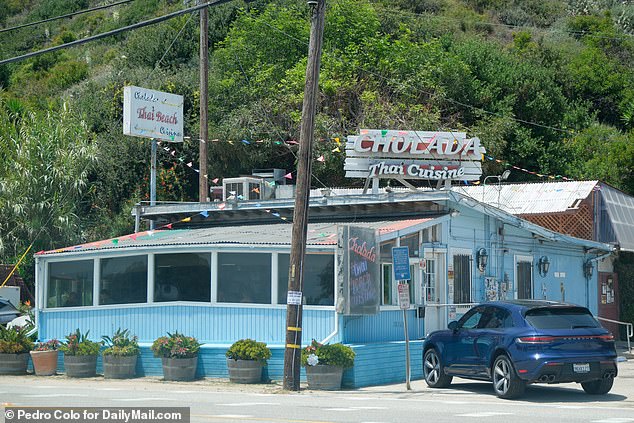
left=573, top=363, right=590, bottom=373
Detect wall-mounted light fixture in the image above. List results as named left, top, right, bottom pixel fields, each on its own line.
left=538, top=256, right=550, bottom=277
left=477, top=248, right=488, bottom=273
left=583, top=260, right=594, bottom=278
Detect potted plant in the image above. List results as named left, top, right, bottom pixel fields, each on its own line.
left=102, top=328, right=139, bottom=379
left=151, top=332, right=201, bottom=381
left=0, top=325, right=33, bottom=375
left=301, top=340, right=355, bottom=390
left=226, top=339, right=271, bottom=384
left=30, top=339, right=61, bottom=376
left=59, top=329, right=101, bottom=378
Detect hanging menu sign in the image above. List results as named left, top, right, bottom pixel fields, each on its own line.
left=338, top=225, right=380, bottom=315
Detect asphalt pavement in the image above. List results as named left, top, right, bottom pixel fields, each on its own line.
left=1, top=355, right=633, bottom=423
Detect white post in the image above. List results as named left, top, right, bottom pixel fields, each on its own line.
left=150, top=139, right=157, bottom=230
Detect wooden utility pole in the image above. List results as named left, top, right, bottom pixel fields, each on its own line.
left=283, top=0, right=326, bottom=391
left=199, top=4, right=209, bottom=203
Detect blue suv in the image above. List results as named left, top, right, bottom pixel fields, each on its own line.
left=422, top=300, right=618, bottom=399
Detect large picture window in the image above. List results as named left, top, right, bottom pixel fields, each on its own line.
left=47, top=260, right=93, bottom=308
left=278, top=254, right=334, bottom=306
left=218, top=253, right=271, bottom=304
left=100, top=256, right=148, bottom=305
left=155, top=253, right=211, bottom=302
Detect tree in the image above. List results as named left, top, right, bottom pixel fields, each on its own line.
left=0, top=99, right=96, bottom=288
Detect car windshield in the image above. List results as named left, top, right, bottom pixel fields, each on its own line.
left=524, top=307, right=600, bottom=329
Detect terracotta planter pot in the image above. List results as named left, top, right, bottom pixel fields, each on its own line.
left=0, top=353, right=29, bottom=375
left=227, top=358, right=264, bottom=384
left=161, top=356, right=197, bottom=381
left=64, top=354, right=97, bottom=378
left=30, top=350, right=59, bottom=376
left=103, top=355, right=137, bottom=379
left=305, top=365, right=344, bottom=390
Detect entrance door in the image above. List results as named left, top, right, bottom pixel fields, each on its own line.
left=423, top=252, right=446, bottom=333
left=516, top=257, right=533, bottom=299
left=597, top=272, right=619, bottom=336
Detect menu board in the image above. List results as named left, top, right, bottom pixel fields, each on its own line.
left=338, top=225, right=380, bottom=315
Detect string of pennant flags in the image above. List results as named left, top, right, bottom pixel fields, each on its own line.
left=479, top=154, right=572, bottom=182
left=43, top=142, right=578, bottom=254
left=155, top=137, right=339, bottom=189
left=156, top=137, right=572, bottom=191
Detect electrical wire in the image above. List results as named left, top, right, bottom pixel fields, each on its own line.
left=0, top=0, right=233, bottom=66
left=253, top=13, right=578, bottom=136
left=0, top=0, right=134, bottom=35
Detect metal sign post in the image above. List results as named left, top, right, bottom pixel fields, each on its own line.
left=393, top=246, right=412, bottom=390
left=398, top=282, right=411, bottom=390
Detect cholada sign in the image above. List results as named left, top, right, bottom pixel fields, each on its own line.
left=345, top=129, right=485, bottom=181
left=123, top=86, right=184, bottom=143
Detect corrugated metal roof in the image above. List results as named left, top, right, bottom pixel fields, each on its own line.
left=36, top=218, right=436, bottom=256
left=310, top=181, right=600, bottom=215
left=452, top=181, right=599, bottom=215
left=601, top=184, right=634, bottom=252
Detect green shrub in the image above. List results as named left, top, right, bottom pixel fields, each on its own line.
left=151, top=332, right=200, bottom=359
left=0, top=325, right=34, bottom=354
left=301, top=340, right=355, bottom=368
left=59, top=329, right=101, bottom=356
left=33, top=339, right=61, bottom=351
left=102, top=328, right=139, bottom=357
left=226, top=339, right=271, bottom=362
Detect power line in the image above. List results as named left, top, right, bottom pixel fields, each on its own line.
left=254, top=15, right=576, bottom=135
left=0, top=0, right=233, bottom=67
left=0, top=0, right=134, bottom=35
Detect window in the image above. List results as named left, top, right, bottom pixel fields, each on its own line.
left=155, top=253, right=211, bottom=302
left=47, top=260, right=93, bottom=308
left=278, top=254, right=334, bottom=305
left=382, top=264, right=393, bottom=305
left=226, top=182, right=243, bottom=198
left=399, top=233, right=420, bottom=257
left=218, top=253, right=271, bottom=303
left=380, top=240, right=396, bottom=262
left=525, top=307, right=600, bottom=329
left=459, top=307, right=485, bottom=329
left=248, top=183, right=260, bottom=200
left=100, top=256, right=147, bottom=305
left=424, top=259, right=436, bottom=303
left=480, top=307, right=513, bottom=329
left=453, top=254, right=471, bottom=304
left=423, top=225, right=440, bottom=243
left=381, top=263, right=415, bottom=306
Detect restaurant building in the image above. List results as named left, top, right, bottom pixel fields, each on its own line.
left=32, top=130, right=616, bottom=387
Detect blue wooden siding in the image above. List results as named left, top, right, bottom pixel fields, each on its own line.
left=342, top=310, right=423, bottom=343
left=39, top=305, right=339, bottom=345
left=343, top=341, right=424, bottom=388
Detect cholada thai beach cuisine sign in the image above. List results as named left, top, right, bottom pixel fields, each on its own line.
left=123, top=86, right=184, bottom=142
left=345, top=129, right=485, bottom=181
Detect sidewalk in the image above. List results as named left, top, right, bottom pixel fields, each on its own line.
left=616, top=341, right=633, bottom=360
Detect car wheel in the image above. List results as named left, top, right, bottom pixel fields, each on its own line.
left=581, top=378, right=614, bottom=395
left=492, top=355, right=525, bottom=399
left=423, top=348, right=453, bottom=388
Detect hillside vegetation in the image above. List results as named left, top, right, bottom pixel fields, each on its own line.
left=0, top=0, right=633, bottom=282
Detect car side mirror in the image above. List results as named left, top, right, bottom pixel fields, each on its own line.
left=448, top=321, right=459, bottom=331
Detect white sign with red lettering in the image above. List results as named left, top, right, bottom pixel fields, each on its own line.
left=123, top=86, right=184, bottom=142
left=345, top=129, right=485, bottom=181
left=398, top=283, right=410, bottom=310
